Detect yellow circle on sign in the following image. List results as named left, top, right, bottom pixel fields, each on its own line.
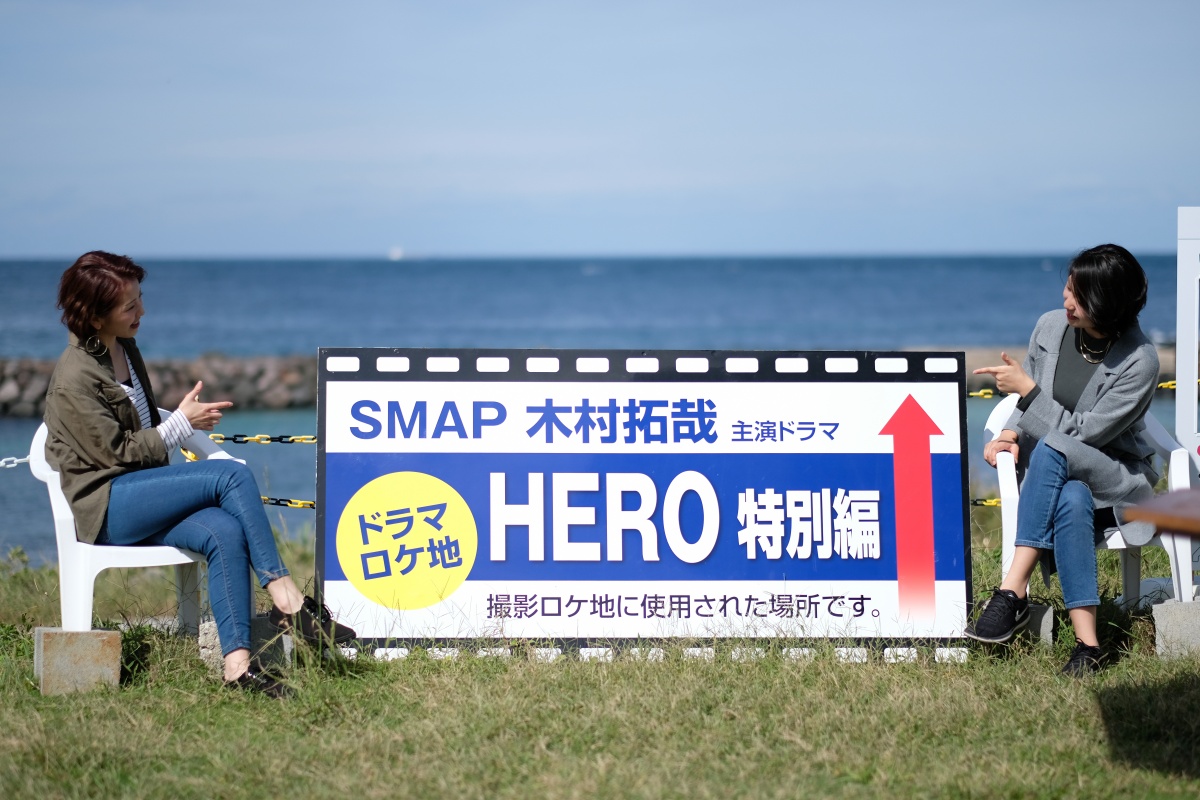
left=335, top=471, right=477, bottom=610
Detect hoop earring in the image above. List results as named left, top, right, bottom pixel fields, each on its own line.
left=84, top=335, right=108, bottom=357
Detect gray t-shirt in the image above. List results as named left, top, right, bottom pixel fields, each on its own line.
left=1016, top=326, right=1104, bottom=414
left=1015, top=325, right=1114, bottom=528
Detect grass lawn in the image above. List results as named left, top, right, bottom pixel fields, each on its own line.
left=2, top=511, right=1199, bottom=799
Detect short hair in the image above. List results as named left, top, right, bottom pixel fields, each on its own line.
left=1067, top=243, right=1147, bottom=338
left=57, top=251, right=146, bottom=340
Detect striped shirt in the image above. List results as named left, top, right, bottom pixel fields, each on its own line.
left=120, top=350, right=193, bottom=450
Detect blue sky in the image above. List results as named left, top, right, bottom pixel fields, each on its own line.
left=2, top=1, right=1197, bottom=257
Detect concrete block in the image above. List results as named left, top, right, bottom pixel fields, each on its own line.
left=197, top=620, right=220, bottom=670
left=1153, top=600, right=1200, bottom=658
left=33, top=628, right=120, bottom=696
left=197, top=616, right=292, bottom=674
left=1027, top=604, right=1054, bottom=646
left=1116, top=577, right=1176, bottom=611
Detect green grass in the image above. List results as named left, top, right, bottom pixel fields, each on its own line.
left=2, top=514, right=1199, bottom=799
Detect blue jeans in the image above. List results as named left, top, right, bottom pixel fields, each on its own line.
left=97, top=460, right=290, bottom=656
left=1014, top=440, right=1100, bottom=609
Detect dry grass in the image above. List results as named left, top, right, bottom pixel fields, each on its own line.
left=2, top=512, right=1199, bottom=798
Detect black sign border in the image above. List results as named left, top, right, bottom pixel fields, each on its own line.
left=316, top=348, right=972, bottom=651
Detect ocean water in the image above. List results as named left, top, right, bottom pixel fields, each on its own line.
left=0, top=255, right=1179, bottom=359
left=0, top=255, right=1181, bottom=565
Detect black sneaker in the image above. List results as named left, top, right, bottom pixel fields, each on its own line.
left=268, top=596, right=357, bottom=646
left=1061, top=640, right=1104, bottom=676
left=964, top=588, right=1029, bottom=643
left=224, top=664, right=294, bottom=699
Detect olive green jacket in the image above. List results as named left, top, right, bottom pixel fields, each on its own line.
left=43, top=334, right=167, bottom=543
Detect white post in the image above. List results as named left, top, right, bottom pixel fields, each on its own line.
left=1176, top=207, right=1200, bottom=469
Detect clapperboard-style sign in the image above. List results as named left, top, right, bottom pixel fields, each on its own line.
left=316, top=349, right=971, bottom=646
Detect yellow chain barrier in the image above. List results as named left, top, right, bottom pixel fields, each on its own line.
left=261, top=496, right=316, bottom=509
left=971, top=498, right=1002, bottom=507
left=209, top=433, right=318, bottom=444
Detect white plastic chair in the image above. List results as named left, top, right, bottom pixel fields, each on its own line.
left=984, top=393, right=1200, bottom=607
left=28, top=412, right=239, bottom=633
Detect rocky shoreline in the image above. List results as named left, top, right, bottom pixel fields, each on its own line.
left=0, top=347, right=1180, bottom=417
left=0, top=355, right=319, bottom=417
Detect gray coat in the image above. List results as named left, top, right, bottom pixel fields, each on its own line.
left=1004, top=310, right=1160, bottom=545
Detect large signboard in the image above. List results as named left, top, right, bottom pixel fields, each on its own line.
left=317, top=349, right=971, bottom=646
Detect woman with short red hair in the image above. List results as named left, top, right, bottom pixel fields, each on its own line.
left=44, top=251, right=354, bottom=697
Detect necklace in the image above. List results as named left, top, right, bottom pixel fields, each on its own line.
left=1076, top=328, right=1112, bottom=364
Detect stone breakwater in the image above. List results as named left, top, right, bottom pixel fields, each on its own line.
left=0, top=355, right=319, bottom=417
left=0, top=347, right=1180, bottom=417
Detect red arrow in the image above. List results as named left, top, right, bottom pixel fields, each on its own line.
left=880, top=394, right=943, bottom=623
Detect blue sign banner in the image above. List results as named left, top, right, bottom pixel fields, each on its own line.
left=317, top=349, right=971, bottom=644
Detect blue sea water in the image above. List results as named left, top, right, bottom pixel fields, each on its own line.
left=0, top=255, right=1179, bottom=359
left=0, top=255, right=1180, bottom=565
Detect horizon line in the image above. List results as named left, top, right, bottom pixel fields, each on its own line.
left=0, top=250, right=1178, bottom=262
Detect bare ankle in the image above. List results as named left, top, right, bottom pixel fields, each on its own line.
left=999, top=584, right=1027, bottom=600
left=266, top=577, right=304, bottom=615
left=223, top=649, right=251, bottom=682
